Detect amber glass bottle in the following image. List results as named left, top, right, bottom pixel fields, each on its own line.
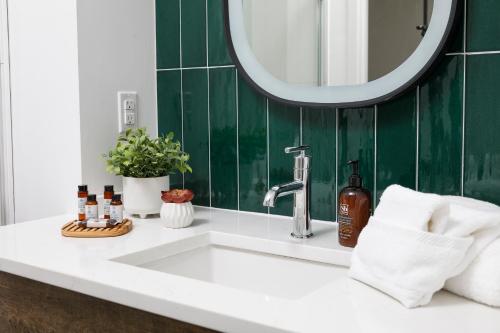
left=78, top=185, right=88, bottom=221
left=103, top=185, right=114, bottom=219
left=110, top=194, right=123, bottom=222
left=85, top=194, right=98, bottom=220
left=337, top=161, right=371, bottom=247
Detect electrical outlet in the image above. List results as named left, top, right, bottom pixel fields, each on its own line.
left=123, top=99, right=136, bottom=110
left=125, top=111, right=136, bottom=125
left=117, top=92, right=138, bottom=132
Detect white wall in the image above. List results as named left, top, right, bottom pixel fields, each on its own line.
left=0, top=0, right=13, bottom=225
left=0, top=15, right=4, bottom=225
left=76, top=0, right=157, bottom=196
left=8, top=0, right=82, bottom=222
left=8, top=0, right=157, bottom=222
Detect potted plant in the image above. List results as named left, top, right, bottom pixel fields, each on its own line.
left=160, top=189, right=195, bottom=228
left=104, top=128, right=191, bottom=218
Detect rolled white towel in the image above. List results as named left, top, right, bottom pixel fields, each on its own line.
left=349, top=185, right=500, bottom=308
left=373, top=184, right=449, bottom=233
left=444, top=196, right=500, bottom=306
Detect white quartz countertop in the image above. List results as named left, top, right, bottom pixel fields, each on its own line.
left=0, top=207, right=499, bottom=333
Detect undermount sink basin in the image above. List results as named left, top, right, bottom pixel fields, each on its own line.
left=112, top=232, right=348, bottom=299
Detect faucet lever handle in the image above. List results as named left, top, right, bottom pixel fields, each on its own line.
left=284, top=145, right=310, bottom=156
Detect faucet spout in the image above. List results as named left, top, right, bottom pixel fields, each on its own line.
left=263, top=181, right=303, bottom=207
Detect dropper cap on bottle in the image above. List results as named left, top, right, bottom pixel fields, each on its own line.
left=348, top=160, right=362, bottom=188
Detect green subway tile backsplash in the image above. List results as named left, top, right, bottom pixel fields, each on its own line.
left=157, top=70, right=183, bottom=189
left=302, top=109, right=336, bottom=221
left=181, top=0, right=207, bottom=67
left=155, top=0, right=180, bottom=69
left=207, top=0, right=233, bottom=66
left=464, top=54, right=500, bottom=203
left=376, top=91, right=417, bottom=203
left=237, top=75, right=268, bottom=213
left=467, top=0, right=500, bottom=52
left=157, top=71, right=182, bottom=138
left=268, top=101, right=301, bottom=216
left=182, top=69, right=210, bottom=205
left=209, top=68, right=238, bottom=209
left=338, top=108, right=375, bottom=209
left=446, top=0, right=464, bottom=53
left=419, top=55, right=463, bottom=195
left=156, top=0, right=500, bottom=219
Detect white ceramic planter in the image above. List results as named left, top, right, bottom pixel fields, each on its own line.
left=123, top=176, right=169, bottom=218
left=160, top=202, right=194, bottom=229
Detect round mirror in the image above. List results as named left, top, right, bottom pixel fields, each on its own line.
left=224, top=0, right=458, bottom=107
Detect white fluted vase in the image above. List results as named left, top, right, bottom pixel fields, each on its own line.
left=160, top=202, right=194, bottom=229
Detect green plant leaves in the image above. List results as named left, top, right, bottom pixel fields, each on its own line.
left=104, top=128, right=192, bottom=178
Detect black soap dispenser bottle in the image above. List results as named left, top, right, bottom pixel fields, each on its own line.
left=337, top=160, right=371, bottom=247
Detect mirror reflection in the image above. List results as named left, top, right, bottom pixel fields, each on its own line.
left=243, top=0, right=433, bottom=86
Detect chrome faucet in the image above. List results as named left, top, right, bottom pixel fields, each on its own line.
left=263, top=145, right=312, bottom=238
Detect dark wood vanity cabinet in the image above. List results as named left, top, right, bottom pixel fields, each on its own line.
left=0, top=271, right=217, bottom=333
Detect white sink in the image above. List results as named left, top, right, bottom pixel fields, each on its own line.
left=112, top=231, right=348, bottom=299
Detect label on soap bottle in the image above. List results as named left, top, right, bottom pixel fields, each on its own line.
left=110, top=205, right=123, bottom=221
left=103, top=199, right=112, bottom=216
left=338, top=203, right=353, bottom=241
left=85, top=205, right=98, bottom=220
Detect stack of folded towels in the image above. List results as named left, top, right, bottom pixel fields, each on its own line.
left=349, top=184, right=500, bottom=308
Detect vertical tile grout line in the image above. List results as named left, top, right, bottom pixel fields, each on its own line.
left=299, top=107, right=303, bottom=145
left=266, top=99, right=270, bottom=215
left=179, top=0, right=185, bottom=189
left=205, top=0, right=210, bottom=69
left=373, top=105, right=378, bottom=204
left=236, top=70, right=240, bottom=211
left=460, top=0, right=467, bottom=197
left=335, top=108, right=339, bottom=222
left=205, top=0, right=209, bottom=67
left=416, top=85, right=420, bottom=191
left=207, top=70, right=212, bottom=207
left=205, top=0, right=212, bottom=206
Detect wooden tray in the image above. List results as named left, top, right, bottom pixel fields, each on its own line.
left=61, top=219, right=133, bottom=238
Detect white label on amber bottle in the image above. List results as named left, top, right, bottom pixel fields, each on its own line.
left=85, top=205, right=98, bottom=220
left=110, top=205, right=123, bottom=221
left=78, top=198, right=86, bottom=214
left=103, top=199, right=112, bottom=216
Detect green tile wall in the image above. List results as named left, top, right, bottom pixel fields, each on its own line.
left=338, top=108, right=375, bottom=211
left=209, top=67, right=238, bottom=209
left=376, top=92, right=417, bottom=203
left=156, top=0, right=179, bottom=69
left=237, top=75, right=267, bottom=213
left=267, top=101, right=301, bottom=217
left=302, top=109, right=336, bottom=221
left=155, top=0, right=500, bottom=221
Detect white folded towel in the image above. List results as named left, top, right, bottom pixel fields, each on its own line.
left=444, top=196, right=500, bottom=306
left=349, top=185, right=500, bottom=308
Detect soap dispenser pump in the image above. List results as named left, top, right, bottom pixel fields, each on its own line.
left=337, top=160, right=371, bottom=247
